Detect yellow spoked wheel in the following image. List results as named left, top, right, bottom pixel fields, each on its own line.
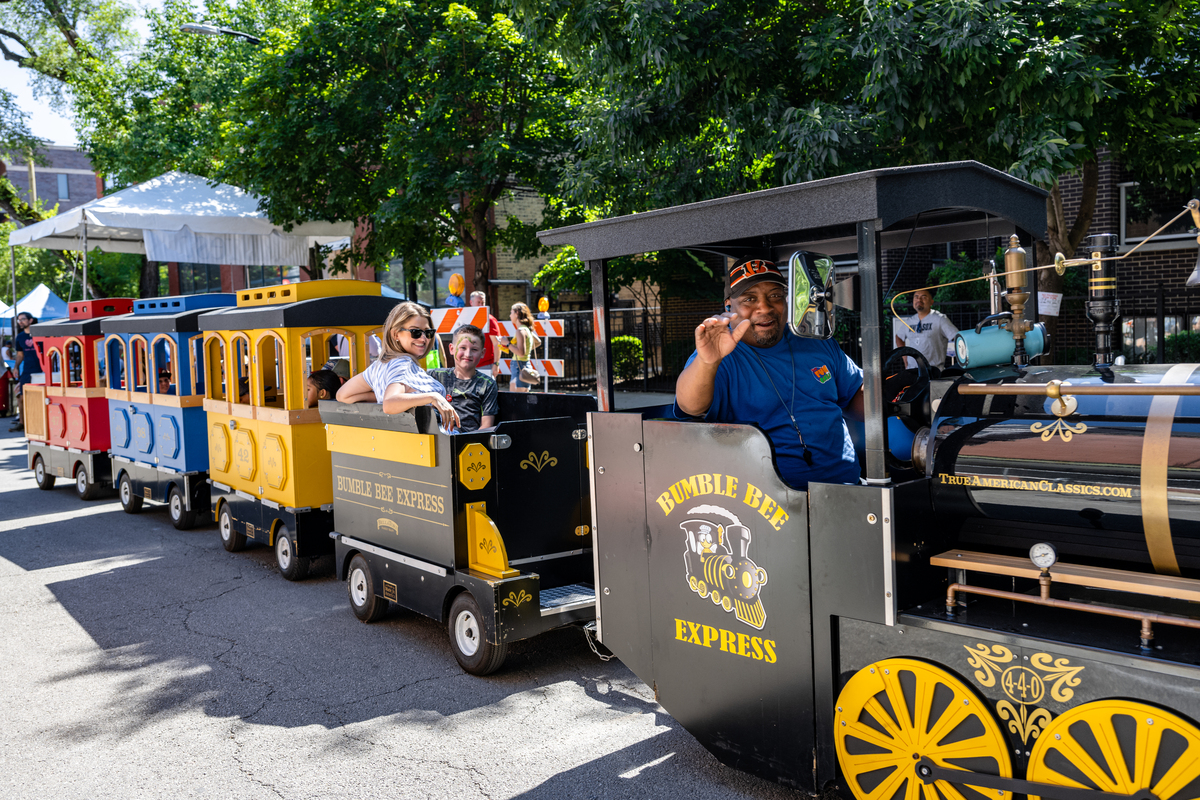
left=835, top=658, right=1013, bottom=800
left=1028, top=700, right=1200, bottom=800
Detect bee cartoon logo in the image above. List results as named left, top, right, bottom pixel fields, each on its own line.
left=681, top=504, right=769, bottom=629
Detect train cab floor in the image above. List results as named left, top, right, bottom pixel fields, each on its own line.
left=901, top=595, right=1200, bottom=667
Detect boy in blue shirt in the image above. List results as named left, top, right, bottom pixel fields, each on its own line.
left=675, top=257, right=863, bottom=489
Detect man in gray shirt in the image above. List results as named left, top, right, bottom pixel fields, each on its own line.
left=893, top=288, right=958, bottom=370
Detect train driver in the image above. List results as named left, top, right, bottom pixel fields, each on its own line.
left=674, top=257, right=864, bottom=490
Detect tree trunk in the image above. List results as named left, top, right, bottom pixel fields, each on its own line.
left=1036, top=159, right=1100, bottom=363
left=139, top=256, right=160, bottom=298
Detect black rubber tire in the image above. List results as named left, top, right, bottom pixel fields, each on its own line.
left=218, top=504, right=246, bottom=552
left=75, top=464, right=102, bottom=501
left=168, top=485, right=197, bottom=531
left=447, top=592, right=507, bottom=676
left=347, top=554, right=388, bottom=623
left=274, top=524, right=310, bottom=581
left=119, top=473, right=144, bottom=513
left=33, top=456, right=55, bottom=490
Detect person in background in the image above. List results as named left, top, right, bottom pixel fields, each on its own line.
left=336, top=301, right=461, bottom=430
left=10, top=313, right=37, bottom=432
left=504, top=302, right=538, bottom=393
left=893, top=287, right=958, bottom=372
left=157, top=369, right=175, bottom=395
left=429, top=325, right=498, bottom=432
left=465, top=291, right=500, bottom=377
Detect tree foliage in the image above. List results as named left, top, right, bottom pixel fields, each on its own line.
left=74, top=0, right=312, bottom=187
left=221, top=0, right=582, bottom=287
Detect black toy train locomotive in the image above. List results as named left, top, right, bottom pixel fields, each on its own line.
left=542, top=162, right=1200, bottom=798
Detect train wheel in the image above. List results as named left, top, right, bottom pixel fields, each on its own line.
left=119, top=473, right=143, bottom=513
left=448, top=592, right=507, bottom=676
left=835, top=658, right=1013, bottom=800
left=1028, top=700, right=1200, bottom=800
left=168, top=486, right=196, bottom=531
left=274, top=524, right=310, bottom=581
left=75, top=465, right=101, bottom=501
left=218, top=505, right=246, bottom=552
left=347, top=554, right=388, bottom=623
left=34, top=456, right=55, bottom=490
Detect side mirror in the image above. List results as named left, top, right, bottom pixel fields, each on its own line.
left=787, top=251, right=836, bottom=339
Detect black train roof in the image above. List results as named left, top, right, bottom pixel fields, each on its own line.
left=198, top=294, right=400, bottom=332
left=28, top=317, right=104, bottom=337
left=537, top=161, right=1049, bottom=263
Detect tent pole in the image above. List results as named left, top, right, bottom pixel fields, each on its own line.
left=82, top=223, right=88, bottom=301
left=9, top=246, right=16, bottom=343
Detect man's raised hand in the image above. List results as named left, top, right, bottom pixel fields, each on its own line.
left=694, top=311, right=749, bottom=365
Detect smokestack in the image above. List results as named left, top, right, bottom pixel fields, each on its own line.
left=1085, top=233, right=1120, bottom=369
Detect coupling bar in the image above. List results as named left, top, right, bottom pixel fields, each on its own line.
left=915, top=758, right=1159, bottom=800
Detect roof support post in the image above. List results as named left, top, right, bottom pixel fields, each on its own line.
left=858, top=219, right=888, bottom=482
left=82, top=223, right=88, bottom=301
left=589, top=259, right=614, bottom=412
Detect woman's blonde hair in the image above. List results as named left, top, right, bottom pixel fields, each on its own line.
left=379, top=301, right=433, bottom=363
left=511, top=302, right=534, bottom=329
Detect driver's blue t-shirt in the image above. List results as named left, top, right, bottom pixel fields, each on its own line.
left=674, top=331, right=863, bottom=489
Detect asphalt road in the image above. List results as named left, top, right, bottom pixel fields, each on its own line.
left=0, top=428, right=804, bottom=800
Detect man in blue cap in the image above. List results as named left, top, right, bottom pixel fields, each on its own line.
left=674, top=257, right=863, bottom=490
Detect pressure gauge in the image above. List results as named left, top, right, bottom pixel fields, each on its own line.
left=1029, top=542, right=1057, bottom=570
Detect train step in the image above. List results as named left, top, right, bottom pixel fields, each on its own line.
left=539, top=583, right=595, bottom=617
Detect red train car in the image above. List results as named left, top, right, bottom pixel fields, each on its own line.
left=25, top=298, right=134, bottom=499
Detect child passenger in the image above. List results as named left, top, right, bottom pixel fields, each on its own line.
left=306, top=369, right=342, bottom=408
left=429, top=325, right=498, bottom=433
left=335, top=301, right=461, bottom=430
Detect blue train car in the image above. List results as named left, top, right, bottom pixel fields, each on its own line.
left=102, top=294, right=237, bottom=529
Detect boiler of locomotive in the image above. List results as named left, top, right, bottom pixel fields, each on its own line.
left=928, top=365, right=1200, bottom=578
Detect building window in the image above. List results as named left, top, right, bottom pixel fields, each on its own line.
left=179, top=263, right=222, bottom=295
left=1120, top=183, right=1200, bottom=246
left=1123, top=315, right=1189, bottom=361
left=57, top=174, right=70, bottom=200
left=247, top=265, right=285, bottom=288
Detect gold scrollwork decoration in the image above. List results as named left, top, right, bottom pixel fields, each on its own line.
left=1029, top=654, right=1085, bottom=702
left=502, top=589, right=532, bottom=608
left=479, top=538, right=498, bottom=555
left=1030, top=418, right=1088, bottom=443
left=996, top=700, right=1053, bottom=745
left=963, top=643, right=1015, bottom=687
left=520, top=450, right=558, bottom=472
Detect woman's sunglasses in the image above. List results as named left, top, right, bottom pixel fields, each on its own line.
left=401, top=328, right=435, bottom=340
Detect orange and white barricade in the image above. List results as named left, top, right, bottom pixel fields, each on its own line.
left=495, top=359, right=565, bottom=378
left=496, top=319, right=564, bottom=338
left=430, top=306, right=491, bottom=334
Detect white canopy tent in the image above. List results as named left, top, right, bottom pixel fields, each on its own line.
left=7, top=171, right=354, bottom=302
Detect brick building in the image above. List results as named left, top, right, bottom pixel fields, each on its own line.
left=2, top=144, right=103, bottom=213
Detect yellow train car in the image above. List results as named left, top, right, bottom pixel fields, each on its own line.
left=198, top=280, right=397, bottom=579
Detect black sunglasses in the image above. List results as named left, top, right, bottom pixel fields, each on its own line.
left=401, top=327, right=435, bottom=339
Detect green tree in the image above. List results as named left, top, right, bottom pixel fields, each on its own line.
left=222, top=0, right=582, bottom=289
left=73, top=0, right=313, bottom=188
left=511, top=0, right=837, bottom=216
